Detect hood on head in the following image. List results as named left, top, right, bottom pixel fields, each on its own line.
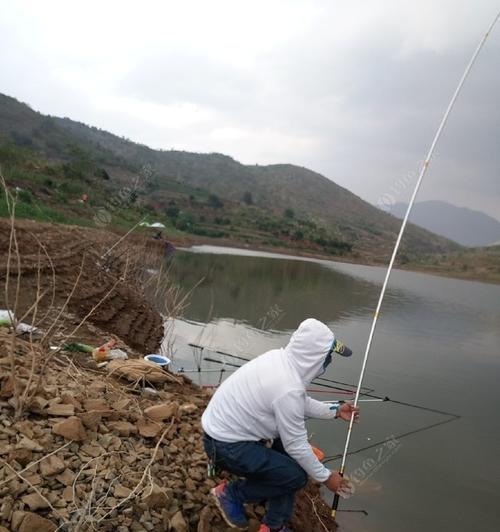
left=284, top=318, right=334, bottom=385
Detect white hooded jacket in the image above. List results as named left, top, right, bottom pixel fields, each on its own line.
left=201, top=318, right=336, bottom=482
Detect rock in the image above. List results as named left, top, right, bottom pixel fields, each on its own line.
left=0, top=496, right=13, bottom=520
left=28, top=396, right=48, bottom=411
left=60, top=391, right=81, bottom=409
left=14, top=421, right=34, bottom=439
left=80, top=443, right=103, bottom=458
left=114, top=484, right=133, bottom=498
left=77, top=411, right=102, bottom=430
left=8, top=448, right=33, bottom=467
left=16, top=436, right=43, bottom=452
left=83, top=398, right=109, bottom=413
left=0, top=376, right=14, bottom=398
left=0, top=526, right=10, bottom=532
left=23, top=473, right=41, bottom=486
left=197, top=507, right=212, bottom=532
left=108, top=420, right=137, bottom=436
left=179, top=403, right=198, bottom=415
left=52, top=416, right=87, bottom=441
left=137, top=419, right=162, bottom=438
left=21, top=492, right=49, bottom=511
left=18, top=512, right=56, bottom=532
left=46, top=403, right=75, bottom=416
left=144, top=402, right=179, bottom=421
left=11, top=510, right=26, bottom=531
left=62, top=486, right=73, bottom=502
left=141, top=484, right=170, bottom=509
left=188, top=467, right=203, bottom=482
left=55, top=469, right=75, bottom=486
left=170, top=511, right=188, bottom=532
left=40, top=455, right=66, bottom=477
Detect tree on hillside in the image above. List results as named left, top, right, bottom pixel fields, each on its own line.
left=208, top=194, right=223, bottom=209
left=242, top=191, right=253, bottom=205
left=166, top=205, right=180, bottom=219
left=284, top=208, right=295, bottom=219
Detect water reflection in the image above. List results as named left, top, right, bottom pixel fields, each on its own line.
left=171, top=250, right=381, bottom=329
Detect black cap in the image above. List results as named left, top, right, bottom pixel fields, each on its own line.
left=332, top=339, right=352, bottom=357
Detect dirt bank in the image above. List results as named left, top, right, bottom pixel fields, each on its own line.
left=0, top=219, right=337, bottom=531
left=0, top=219, right=164, bottom=353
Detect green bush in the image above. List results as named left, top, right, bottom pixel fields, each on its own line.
left=208, top=194, right=223, bottom=209
left=242, top=191, right=253, bottom=205
left=18, top=189, right=33, bottom=204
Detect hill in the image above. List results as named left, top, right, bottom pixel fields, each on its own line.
left=391, top=200, right=500, bottom=247
left=0, top=93, right=460, bottom=263
left=408, top=244, right=500, bottom=283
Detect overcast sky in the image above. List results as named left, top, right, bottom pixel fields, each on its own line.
left=1, top=0, right=499, bottom=219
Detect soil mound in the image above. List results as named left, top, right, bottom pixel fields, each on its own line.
left=0, top=219, right=163, bottom=353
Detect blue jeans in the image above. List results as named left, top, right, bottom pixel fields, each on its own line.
left=204, top=434, right=307, bottom=529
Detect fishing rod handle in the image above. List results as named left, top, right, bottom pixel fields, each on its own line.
left=331, top=473, right=343, bottom=517
left=331, top=492, right=340, bottom=517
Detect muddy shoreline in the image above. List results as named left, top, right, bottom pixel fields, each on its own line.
left=173, top=233, right=500, bottom=285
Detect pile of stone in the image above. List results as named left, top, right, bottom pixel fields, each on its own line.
left=0, top=333, right=233, bottom=532
left=0, top=333, right=336, bottom=532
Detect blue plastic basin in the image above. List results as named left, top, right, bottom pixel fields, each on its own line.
left=144, top=354, right=171, bottom=367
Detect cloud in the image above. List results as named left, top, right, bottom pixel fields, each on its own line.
left=0, top=0, right=499, bottom=218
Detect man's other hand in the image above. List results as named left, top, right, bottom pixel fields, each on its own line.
left=338, top=402, right=360, bottom=422
left=324, top=472, right=353, bottom=498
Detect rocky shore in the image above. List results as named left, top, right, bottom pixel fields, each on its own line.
left=0, top=219, right=337, bottom=531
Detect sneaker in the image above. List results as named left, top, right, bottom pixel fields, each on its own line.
left=211, top=481, right=248, bottom=529
left=258, top=525, right=291, bottom=532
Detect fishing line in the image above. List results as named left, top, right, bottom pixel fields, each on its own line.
left=331, top=9, right=500, bottom=518
left=100, top=216, right=147, bottom=259
left=323, top=415, right=459, bottom=465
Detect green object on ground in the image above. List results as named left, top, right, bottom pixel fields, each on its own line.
left=63, top=342, right=94, bottom=353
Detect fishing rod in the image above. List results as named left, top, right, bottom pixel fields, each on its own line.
left=322, top=397, right=389, bottom=404
left=203, top=355, right=359, bottom=395
left=189, top=342, right=375, bottom=393
left=331, top=10, right=500, bottom=519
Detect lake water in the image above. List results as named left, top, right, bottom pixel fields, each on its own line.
left=163, top=245, right=500, bottom=532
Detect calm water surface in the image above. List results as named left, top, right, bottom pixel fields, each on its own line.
left=163, top=245, right=500, bottom=532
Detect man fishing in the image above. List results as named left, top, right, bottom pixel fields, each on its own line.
left=202, top=318, right=359, bottom=532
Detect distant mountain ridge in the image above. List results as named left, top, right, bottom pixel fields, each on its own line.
left=390, top=201, right=500, bottom=247
left=0, top=93, right=460, bottom=260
